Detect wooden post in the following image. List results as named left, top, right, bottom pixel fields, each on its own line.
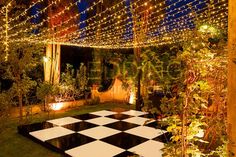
left=44, top=0, right=61, bottom=84
left=227, top=0, right=236, bottom=156
left=131, top=3, right=149, bottom=111
left=44, top=44, right=61, bottom=84
left=44, top=44, right=52, bottom=82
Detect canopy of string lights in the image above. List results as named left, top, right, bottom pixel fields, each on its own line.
left=0, top=0, right=228, bottom=50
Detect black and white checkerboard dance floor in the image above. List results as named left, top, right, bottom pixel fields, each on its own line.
left=18, top=110, right=170, bottom=157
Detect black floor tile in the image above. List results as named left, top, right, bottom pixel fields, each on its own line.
left=18, top=122, right=53, bottom=135
left=114, top=151, right=138, bottom=157
left=107, top=114, right=133, bottom=120
left=45, top=133, right=96, bottom=151
left=101, top=132, right=148, bottom=149
left=73, top=113, right=100, bottom=120
left=153, top=132, right=172, bottom=143
left=145, top=121, right=168, bottom=130
left=140, top=114, right=155, bottom=119
left=62, top=121, right=98, bottom=132
left=104, top=121, right=139, bottom=131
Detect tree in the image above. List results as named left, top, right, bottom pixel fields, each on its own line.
left=76, top=62, right=88, bottom=96
left=161, top=26, right=227, bottom=156
left=58, top=64, right=76, bottom=101
left=36, top=81, right=56, bottom=112
left=0, top=2, right=44, bottom=123
left=131, top=0, right=166, bottom=110
left=4, top=42, right=44, bottom=122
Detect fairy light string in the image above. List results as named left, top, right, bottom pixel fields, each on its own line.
left=0, top=0, right=228, bottom=50
left=0, top=0, right=227, bottom=35
left=4, top=2, right=11, bottom=61
left=6, top=6, right=227, bottom=47
left=33, top=0, right=227, bottom=46
left=7, top=0, right=215, bottom=41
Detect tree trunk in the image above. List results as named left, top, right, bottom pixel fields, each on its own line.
left=18, top=92, right=23, bottom=123
left=227, top=0, right=236, bottom=156
left=182, top=89, right=189, bottom=157
left=135, top=48, right=142, bottom=111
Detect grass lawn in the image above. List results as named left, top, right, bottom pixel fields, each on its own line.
left=0, top=102, right=134, bottom=157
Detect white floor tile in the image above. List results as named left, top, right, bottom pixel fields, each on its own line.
left=30, top=126, right=74, bottom=141
left=129, top=140, right=164, bottom=157
left=79, top=126, right=121, bottom=139
left=122, top=117, right=155, bottom=125
left=65, top=140, right=124, bottom=157
left=125, top=126, right=166, bottom=139
left=90, top=110, right=117, bottom=116
left=47, top=117, right=81, bottom=126
left=85, top=117, right=118, bottom=125
left=122, top=110, right=148, bottom=116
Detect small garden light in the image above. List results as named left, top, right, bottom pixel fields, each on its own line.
left=43, top=56, right=49, bottom=63
left=50, top=102, right=64, bottom=111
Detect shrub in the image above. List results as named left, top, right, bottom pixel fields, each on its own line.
left=84, top=96, right=100, bottom=106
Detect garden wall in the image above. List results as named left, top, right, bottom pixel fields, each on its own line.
left=91, top=78, right=129, bottom=103
left=10, top=99, right=86, bottom=118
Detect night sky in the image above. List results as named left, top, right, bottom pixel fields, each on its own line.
left=28, top=0, right=209, bottom=72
